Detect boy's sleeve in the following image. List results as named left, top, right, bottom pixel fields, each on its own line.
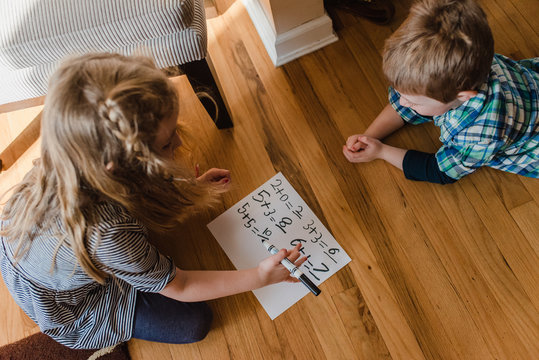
left=388, top=87, right=433, bottom=125
left=403, top=150, right=457, bottom=184
left=516, top=57, right=539, bottom=72
left=435, top=141, right=501, bottom=179
left=92, top=222, right=176, bottom=293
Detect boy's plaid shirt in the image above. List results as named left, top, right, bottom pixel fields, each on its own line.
left=389, top=54, right=539, bottom=180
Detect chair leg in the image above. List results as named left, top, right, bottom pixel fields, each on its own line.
left=179, top=58, right=233, bottom=129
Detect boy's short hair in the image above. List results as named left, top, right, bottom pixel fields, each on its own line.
left=383, top=0, right=494, bottom=103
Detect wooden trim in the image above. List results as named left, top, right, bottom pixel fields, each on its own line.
left=241, top=0, right=338, bottom=66
left=0, top=96, right=45, bottom=115
left=0, top=112, right=41, bottom=173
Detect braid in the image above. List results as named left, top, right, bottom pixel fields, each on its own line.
left=2, top=53, right=219, bottom=284
left=98, top=98, right=138, bottom=154
left=94, top=91, right=162, bottom=177
left=98, top=99, right=132, bottom=144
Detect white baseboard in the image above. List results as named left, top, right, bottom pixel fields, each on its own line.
left=242, top=0, right=338, bottom=66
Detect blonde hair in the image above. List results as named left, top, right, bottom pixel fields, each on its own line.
left=1, top=53, right=218, bottom=283
left=383, top=0, right=494, bottom=103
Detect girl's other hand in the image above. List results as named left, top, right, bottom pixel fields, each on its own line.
left=197, top=168, right=231, bottom=186
left=257, top=243, right=307, bottom=286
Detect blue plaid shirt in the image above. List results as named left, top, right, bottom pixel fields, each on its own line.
left=389, top=54, right=539, bottom=180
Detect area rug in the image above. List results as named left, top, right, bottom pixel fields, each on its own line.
left=0, top=332, right=131, bottom=360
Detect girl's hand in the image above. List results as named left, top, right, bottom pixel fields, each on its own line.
left=345, top=134, right=368, bottom=152
left=342, top=135, right=384, bottom=163
left=257, top=243, right=307, bottom=286
left=197, top=168, right=231, bottom=186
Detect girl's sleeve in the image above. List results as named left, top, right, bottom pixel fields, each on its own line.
left=388, top=87, right=433, bottom=125
left=92, top=221, right=176, bottom=293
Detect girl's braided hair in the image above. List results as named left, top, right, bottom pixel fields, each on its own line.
left=1, top=53, right=219, bottom=283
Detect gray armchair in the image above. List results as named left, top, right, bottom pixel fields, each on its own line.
left=0, top=0, right=232, bottom=129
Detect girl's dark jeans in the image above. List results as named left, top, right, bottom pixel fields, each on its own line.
left=132, top=291, right=213, bottom=344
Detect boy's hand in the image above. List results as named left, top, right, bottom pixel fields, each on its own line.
left=197, top=168, right=231, bottom=186
left=257, top=243, right=307, bottom=286
left=345, top=134, right=369, bottom=152
left=343, top=135, right=384, bottom=163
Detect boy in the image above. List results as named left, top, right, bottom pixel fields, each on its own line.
left=343, top=0, right=538, bottom=184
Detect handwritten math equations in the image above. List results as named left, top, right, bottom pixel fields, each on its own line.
left=207, top=172, right=351, bottom=319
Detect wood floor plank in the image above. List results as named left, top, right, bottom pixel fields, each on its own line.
left=488, top=0, right=539, bottom=58
left=398, top=179, right=532, bottom=359
left=304, top=293, right=359, bottom=360
left=0, top=280, right=39, bottom=346
left=433, top=181, right=539, bottom=358
left=272, top=304, right=326, bottom=360
left=340, top=25, right=391, bottom=105
left=488, top=171, right=534, bottom=211
left=128, top=339, right=178, bottom=360
left=350, top=168, right=492, bottom=360
left=207, top=7, right=389, bottom=360
left=1, top=0, right=537, bottom=359
left=214, top=297, right=270, bottom=360
left=160, top=77, right=289, bottom=360
left=218, top=4, right=425, bottom=359
left=0, top=107, right=42, bottom=150
left=280, top=44, right=453, bottom=360
left=480, top=0, right=539, bottom=59
left=461, top=171, right=539, bottom=309
left=333, top=287, right=391, bottom=360
left=0, top=112, right=41, bottom=172
left=509, top=201, right=539, bottom=268
left=192, top=20, right=333, bottom=360
left=519, top=176, right=539, bottom=204
left=0, top=107, right=43, bottom=348
left=0, top=97, right=44, bottom=115
left=504, top=0, right=539, bottom=36
left=286, top=25, right=496, bottom=359
left=292, top=3, right=529, bottom=360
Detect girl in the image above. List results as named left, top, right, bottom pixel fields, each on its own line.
left=0, top=53, right=305, bottom=349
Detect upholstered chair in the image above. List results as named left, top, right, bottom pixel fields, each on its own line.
left=0, top=0, right=233, bottom=171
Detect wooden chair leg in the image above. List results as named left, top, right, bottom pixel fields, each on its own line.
left=179, top=58, right=233, bottom=129
left=0, top=112, right=41, bottom=173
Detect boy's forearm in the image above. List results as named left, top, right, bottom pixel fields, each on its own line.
left=160, top=267, right=264, bottom=302
left=379, top=144, right=407, bottom=170
left=364, top=104, right=405, bottom=139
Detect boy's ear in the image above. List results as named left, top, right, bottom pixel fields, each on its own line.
left=456, top=90, right=478, bottom=102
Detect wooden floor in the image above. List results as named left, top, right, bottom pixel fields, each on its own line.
left=1, top=0, right=538, bottom=359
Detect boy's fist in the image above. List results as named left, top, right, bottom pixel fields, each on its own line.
left=343, top=135, right=384, bottom=163
left=345, top=134, right=368, bottom=152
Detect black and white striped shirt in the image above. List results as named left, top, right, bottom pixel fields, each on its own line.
left=0, top=202, right=176, bottom=349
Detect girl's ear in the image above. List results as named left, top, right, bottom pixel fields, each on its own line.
left=456, top=90, right=478, bottom=102
left=105, top=162, right=114, bottom=171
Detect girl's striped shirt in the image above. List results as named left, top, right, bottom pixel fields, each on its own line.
left=0, top=201, right=176, bottom=349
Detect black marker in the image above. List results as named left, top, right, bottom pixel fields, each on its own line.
left=261, top=239, right=321, bottom=296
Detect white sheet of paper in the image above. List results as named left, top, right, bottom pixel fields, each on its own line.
left=207, top=172, right=351, bottom=319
